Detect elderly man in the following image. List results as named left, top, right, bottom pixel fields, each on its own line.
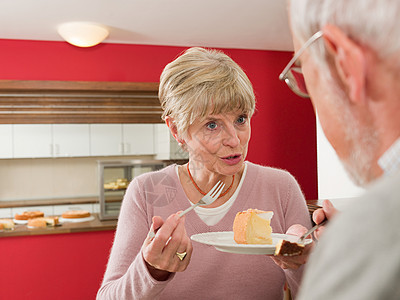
left=279, top=0, right=400, bottom=299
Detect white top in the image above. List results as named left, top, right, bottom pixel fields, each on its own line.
left=176, top=163, right=248, bottom=226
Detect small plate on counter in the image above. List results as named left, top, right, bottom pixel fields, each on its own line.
left=59, top=215, right=95, bottom=223
left=13, top=219, right=28, bottom=225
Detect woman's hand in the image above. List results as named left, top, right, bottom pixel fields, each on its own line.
left=312, top=199, right=337, bottom=240
left=141, top=212, right=193, bottom=281
left=270, top=224, right=313, bottom=270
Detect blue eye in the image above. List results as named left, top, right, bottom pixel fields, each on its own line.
left=206, top=121, right=218, bottom=130
left=237, top=115, right=247, bottom=124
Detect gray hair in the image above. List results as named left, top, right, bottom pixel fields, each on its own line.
left=158, top=47, right=255, bottom=138
left=289, top=0, right=400, bottom=68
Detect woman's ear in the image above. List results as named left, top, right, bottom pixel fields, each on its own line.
left=165, top=116, right=185, bottom=144
left=322, top=24, right=366, bottom=104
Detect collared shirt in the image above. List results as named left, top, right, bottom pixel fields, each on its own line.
left=378, top=137, right=400, bottom=175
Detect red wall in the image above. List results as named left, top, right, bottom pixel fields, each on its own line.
left=0, top=39, right=317, bottom=299
left=0, top=231, right=115, bottom=299
left=0, top=39, right=317, bottom=199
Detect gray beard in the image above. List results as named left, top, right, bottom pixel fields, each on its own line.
left=333, top=93, right=377, bottom=187
left=321, top=74, right=378, bottom=187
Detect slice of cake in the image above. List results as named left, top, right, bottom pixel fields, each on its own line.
left=43, top=216, right=59, bottom=226
left=233, top=209, right=274, bottom=244
left=274, top=239, right=305, bottom=256
left=0, top=219, right=15, bottom=230
left=27, top=218, right=47, bottom=228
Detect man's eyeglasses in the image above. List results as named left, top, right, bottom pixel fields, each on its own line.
left=279, top=31, right=323, bottom=98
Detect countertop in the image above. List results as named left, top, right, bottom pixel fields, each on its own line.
left=0, top=213, right=117, bottom=238
left=0, top=200, right=328, bottom=238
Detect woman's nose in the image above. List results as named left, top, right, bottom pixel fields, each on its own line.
left=221, top=125, right=240, bottom=147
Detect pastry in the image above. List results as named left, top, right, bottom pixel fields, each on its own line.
left=62, top=210, right=91, bottom=219
left=0, top=219, right=15, bottom=230
left=43, top=216, right=59, bottom=226
left=104, top=178, right=128, bottom=190
left=233, top=209, right=274, bottom=244
left=274, top=239, right=305, bottom=256
left=27, top=217, right=47, bottom=228
left=15, top=211, right=44, bottom=220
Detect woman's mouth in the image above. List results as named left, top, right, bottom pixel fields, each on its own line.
left=221, top=154, right=242, bottom=165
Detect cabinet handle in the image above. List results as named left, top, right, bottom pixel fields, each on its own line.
left=54, top=144, right=60, bottom=155
left=119, top=143, right=124, bottom=154
left=125, top=143, right=131, bottom=154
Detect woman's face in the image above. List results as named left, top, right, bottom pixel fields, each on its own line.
left=184, top=109, right=251, bottom=176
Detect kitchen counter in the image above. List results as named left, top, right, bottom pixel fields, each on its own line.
left=0, top=200, right=330, bottom=238
left=0, top=213, right=117, bottom=237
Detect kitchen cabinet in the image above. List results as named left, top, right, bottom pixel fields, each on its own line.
left=12, top=124, right=90, bottom=158
left=154, top=124, right=188, bottom=160
left=90, top=124, right=123, bottom=156
left=0, top=125, right=13, bottom=158
left=122, top=124, right=155, bottom=155
left=90, top=124, right=155, bottom=156
left=13, top=124, right=52, bottom=158
left=5, top=123, right=167, bottom=159
left=53, top=124, right=90, bottom=157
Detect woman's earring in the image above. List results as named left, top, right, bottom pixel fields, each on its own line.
left=178, top=139, right=185, bottom=147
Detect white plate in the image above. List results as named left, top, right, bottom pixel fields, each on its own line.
left=13, top=219, right=28, bottom=225
left=191, top=232, right=312, bottom=255
left=59, top=216, right=95, bottom=223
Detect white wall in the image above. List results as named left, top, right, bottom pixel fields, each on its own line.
left=317, top=117, right=364, bottom=208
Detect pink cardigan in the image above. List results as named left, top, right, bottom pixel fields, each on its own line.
left=97, top=162, right=311, bottom=299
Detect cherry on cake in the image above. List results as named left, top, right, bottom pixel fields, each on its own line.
left=233, top=209, right=274, bottom=244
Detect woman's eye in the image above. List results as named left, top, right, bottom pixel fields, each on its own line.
left=236, top=115, right=247, bottom=125
left=206, top=121, right=218, bottom=130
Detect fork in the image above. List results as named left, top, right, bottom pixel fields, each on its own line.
left=297, top=219, right=328, bottom=243
left=148, top=180, right=225, bottom=239
left=179, top=180, right=225, bottom=217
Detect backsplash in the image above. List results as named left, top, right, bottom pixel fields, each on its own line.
left=0, top=155, right=154, bottom=202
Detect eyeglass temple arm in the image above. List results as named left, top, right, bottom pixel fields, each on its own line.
left=279, top=31, right=324, bottom=81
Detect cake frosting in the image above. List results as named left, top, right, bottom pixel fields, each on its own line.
left=233, top=209, right=274, bottom=244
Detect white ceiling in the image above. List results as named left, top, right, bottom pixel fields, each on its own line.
left=0, top=0, right=294, bottom=51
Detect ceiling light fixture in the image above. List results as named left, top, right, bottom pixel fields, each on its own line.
left=57, top=22, right=109, bottom=47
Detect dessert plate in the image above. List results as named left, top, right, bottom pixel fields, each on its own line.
left=191, top=231, right=312, bottom=255
left=59, top=216, right=95, bottom=223
left=13, top=219, right=28, bottom=225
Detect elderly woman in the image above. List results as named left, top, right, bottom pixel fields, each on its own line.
left=97, top=47, right=312, bottom=299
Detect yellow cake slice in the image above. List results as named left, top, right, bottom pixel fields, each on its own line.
left=233, top=209, right=274, bottom=244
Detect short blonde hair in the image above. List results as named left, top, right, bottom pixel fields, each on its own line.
left=159, top=47, right=255, bottom=137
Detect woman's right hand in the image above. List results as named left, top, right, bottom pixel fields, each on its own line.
left=141, top=212, right=193, bottom=281
left=312, top=199, right=338, bottom=240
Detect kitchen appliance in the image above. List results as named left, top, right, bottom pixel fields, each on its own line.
left=98, top=159, right=165, bottom=220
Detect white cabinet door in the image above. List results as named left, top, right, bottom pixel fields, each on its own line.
left=90, top=124, right=123, bottom=156
left=13, top=124, right=52, bottom=158
left=154, top=123, right=188, bottom=160
left=123, top=124, right=155, bottom=155
left=0, top=125, right=13, bottom=158
left=53, top=124, right=90, bottom=157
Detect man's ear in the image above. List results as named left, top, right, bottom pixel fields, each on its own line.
left=165, top=116, right=184, bottom=144
left=322, top=24, right=366, bottom=104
